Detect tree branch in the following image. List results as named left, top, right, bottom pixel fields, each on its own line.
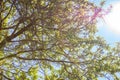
left=16, top=56, right=81, bottom=64
left=0, top=22, right=33, bottom=49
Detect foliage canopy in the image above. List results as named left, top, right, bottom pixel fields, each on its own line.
left=0, top=0, right=120, bottom=80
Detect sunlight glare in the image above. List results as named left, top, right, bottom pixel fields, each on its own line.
left=104, top=2, right=120, bottom=35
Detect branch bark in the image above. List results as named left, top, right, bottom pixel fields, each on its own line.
left=0, top=22, right=33, bottom=49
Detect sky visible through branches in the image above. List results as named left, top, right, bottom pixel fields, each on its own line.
left=91, top=0, right=120, bottom=79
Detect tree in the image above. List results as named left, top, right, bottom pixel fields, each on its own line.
left=0, top=0, right=120, bottom=80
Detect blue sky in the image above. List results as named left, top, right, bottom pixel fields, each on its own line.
left=90, top=0, right=120, bottom=44
left=97, top=1, right=120, bottom=43
left=97, top=19, right=120, bottom=44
